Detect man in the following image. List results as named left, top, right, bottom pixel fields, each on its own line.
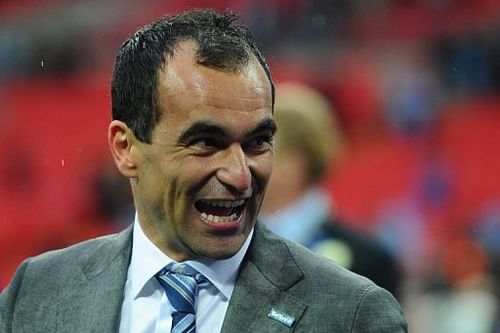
left=0, top=9, right=407, bottom=332
left=260, top=82, right=402, bottom=297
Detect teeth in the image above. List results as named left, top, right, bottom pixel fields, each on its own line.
left=201, top=212, right=239, bottom=223
left=202, top=199, right=245, bottom=208
left=198, top=199, right=245, bottom=223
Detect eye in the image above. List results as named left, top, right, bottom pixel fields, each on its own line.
left=245, top=134, right=273, bottom=153
left=192, top=137, right=218, bottom=149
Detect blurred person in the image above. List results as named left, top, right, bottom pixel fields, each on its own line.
left=0, top=9, right=407, bottom=333
left=261, top=82, right=402, bottom=296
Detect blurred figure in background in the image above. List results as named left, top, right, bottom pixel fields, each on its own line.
left=407, top=229, right=499, bottom=333
left=260, top=82, right=402, bottom=297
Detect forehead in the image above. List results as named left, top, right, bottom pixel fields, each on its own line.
left=155, top=41, right=273, bottom=132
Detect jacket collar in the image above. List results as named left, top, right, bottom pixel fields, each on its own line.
left=221, top=222, right=307, bottom=332
left=56, top=226, right=133, bottom=332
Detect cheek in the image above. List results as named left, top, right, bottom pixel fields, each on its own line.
left=164, top=160, right=214, bottom=212
left=253, top=154, right=274, bottom=186
left=138, top=160, right=176, bottom=208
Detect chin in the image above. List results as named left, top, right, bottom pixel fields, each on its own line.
left=198, top=237, right=247, bottom=260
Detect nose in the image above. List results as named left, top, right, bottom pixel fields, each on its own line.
left=216, top=144, right=252, bottom=194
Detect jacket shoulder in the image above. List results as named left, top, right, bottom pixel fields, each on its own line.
left=27, top=231, right=127, bottom=271
left=2, top=228, right=131, bottom=297
left=0, top=228, right=132, bottom=332
left=250, top=224, right=407, bottom=331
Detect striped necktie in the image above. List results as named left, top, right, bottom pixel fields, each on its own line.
left=156, top=263, right=205, bottom=333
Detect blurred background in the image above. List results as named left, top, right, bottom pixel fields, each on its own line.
left=1, top=0, right=500, bottom=331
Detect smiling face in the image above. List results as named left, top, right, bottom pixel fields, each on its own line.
left=127, top=41, right=274, bottom=261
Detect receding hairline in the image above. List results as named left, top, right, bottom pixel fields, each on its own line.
left=156, top=39, right=273, bottom=103
left=158, top=38, right=267, bottom=76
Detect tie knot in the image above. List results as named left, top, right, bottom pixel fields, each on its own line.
left=159, top=263, right=206, bottom=284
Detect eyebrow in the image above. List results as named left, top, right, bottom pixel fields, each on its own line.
left=248, top=118, right=277, bottom=137
left=178, top=118, right=277, bottom=143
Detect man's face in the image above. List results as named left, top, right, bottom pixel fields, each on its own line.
left=131, top=42, right=274, bottom=261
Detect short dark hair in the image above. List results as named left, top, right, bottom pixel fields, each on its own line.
left=111, top=8, right=274, bottom=143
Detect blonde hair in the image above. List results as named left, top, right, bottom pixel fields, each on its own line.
left=273, top=82, right=344, bottom=184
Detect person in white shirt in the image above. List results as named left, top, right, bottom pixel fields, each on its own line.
left=1, top=9, right=407, bottom=333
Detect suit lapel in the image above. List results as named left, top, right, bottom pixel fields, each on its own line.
left=56, top=227, right=133, bottom=332
left=221, top=223, right=307, bottom=332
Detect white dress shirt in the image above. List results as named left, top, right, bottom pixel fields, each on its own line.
left=119, top=214, right=253, bottom=333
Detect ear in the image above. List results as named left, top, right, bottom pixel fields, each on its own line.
left=108, top=120, right=139, bottom=178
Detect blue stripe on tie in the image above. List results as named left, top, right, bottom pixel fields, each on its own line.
left=174, top=314, right=195, bottom=333
left=161, top=275, right=195, bottom=308
left=156, top=263, right=205, bottom=333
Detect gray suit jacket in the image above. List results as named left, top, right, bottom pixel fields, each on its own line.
left=0, top=223, right=407, bottom=332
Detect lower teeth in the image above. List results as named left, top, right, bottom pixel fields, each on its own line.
left=201, top=212, right=238, bottom=223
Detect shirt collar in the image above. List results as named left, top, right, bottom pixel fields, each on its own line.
left=129, top=213, right=253, bottom=301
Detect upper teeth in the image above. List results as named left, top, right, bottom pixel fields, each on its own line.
left=203, top=199, right=245, bottom=208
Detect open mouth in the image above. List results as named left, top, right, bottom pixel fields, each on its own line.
left=195, top=199, right=246, bottom=223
